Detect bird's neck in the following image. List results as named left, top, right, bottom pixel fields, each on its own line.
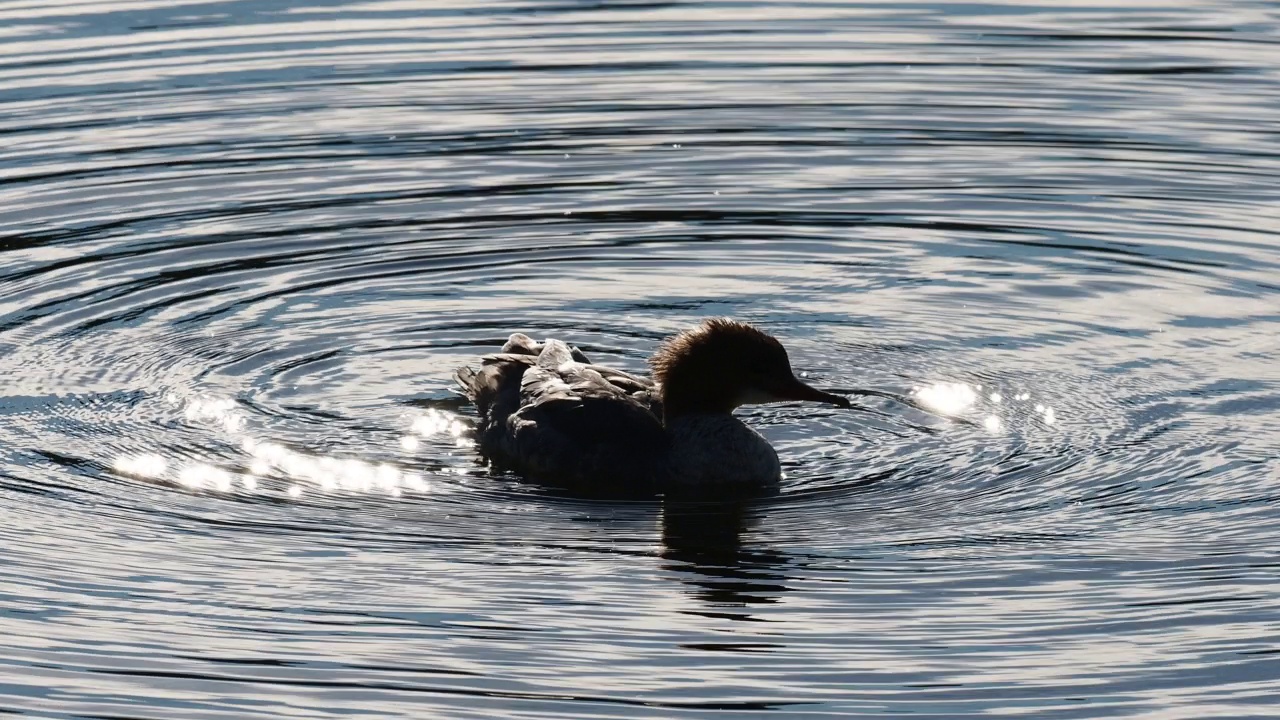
left=659, top=376, right=737, bottom=423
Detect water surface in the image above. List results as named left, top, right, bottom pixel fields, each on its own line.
left=2, top=0, right=1280, bottom=717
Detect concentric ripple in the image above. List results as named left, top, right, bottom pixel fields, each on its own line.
left=2, top=0, right=1280, bottom=717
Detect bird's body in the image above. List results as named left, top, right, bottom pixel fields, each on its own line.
left=453, top=319, right=847, bottom=492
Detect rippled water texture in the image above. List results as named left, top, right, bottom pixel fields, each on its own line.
left=3, top=0, right=1280, bottom=717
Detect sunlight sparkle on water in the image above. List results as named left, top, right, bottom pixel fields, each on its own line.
left=111, top=390, right=469, bottom=500
left=113, top=392, right=441, bottom=500
left=177, top=463, right=233, bottom=491
left=181, top=395, right=245, bottom=433
left=913, top=382, right=978, bottom=416
left=911, top=382, right=1055, bottom=433
left=410, top=409, right=467, bottom=439
left=410, top=409, right=475, bottom=448
left=404, top=473, right=430, bottom=493
left=112, top=453, right=167, bottom=479
left=242, top=438, right=428, bottom=497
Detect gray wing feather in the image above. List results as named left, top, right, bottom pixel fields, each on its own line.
left=453, top=334, right=666, bottom=488
left=502, top=333, right=591, bottom=363
left=506, top=366, right=667, bottom=487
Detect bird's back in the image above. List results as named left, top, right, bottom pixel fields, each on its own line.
left=454, top=334, right=669, bottom=491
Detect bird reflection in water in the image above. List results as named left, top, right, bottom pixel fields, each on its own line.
left=659, top=496, right=793, bottom=618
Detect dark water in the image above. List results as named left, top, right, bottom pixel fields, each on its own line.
left=3, top=0, right=1280, bottom=717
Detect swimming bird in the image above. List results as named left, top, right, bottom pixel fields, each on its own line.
left=453, top=318, right=849, bottom=492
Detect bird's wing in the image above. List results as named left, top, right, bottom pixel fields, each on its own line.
left=495, top=344, right=667, bottom=487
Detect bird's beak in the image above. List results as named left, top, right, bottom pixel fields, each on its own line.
left=774, top=375, right=851, bottom=408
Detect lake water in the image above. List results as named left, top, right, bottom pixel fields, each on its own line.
left=2, top=0, right=1279, bottom=717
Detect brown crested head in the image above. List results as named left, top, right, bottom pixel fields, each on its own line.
left=649, top=318, right=849, bottom=421
left=650, top=318, right=782, bottom=387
